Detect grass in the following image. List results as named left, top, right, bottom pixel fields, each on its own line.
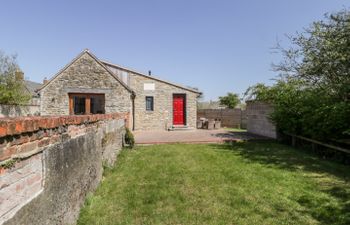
left=78, top=142, right=350, bottom=225
left=224, top=127, right=247, bottom=132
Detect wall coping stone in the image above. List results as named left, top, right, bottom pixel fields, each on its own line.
left=0, top=113, right=129, bottom=138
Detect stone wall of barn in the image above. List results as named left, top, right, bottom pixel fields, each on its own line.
left=0, top=113, right=128, bottom=225
left=104, top=64, right=200, bottom=130
left=128, top=72, right=199, bottom=130
left=39, top=52, right=132, bottom=116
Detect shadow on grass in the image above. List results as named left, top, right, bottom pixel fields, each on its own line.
left=211, top=131, right=271, bottom=141
left=211, top=141, right=350, bottom=225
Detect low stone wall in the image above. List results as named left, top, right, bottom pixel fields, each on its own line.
left=197, top=109, right=247, bottom=128
left=0, top=113, right=128, bottom=225
left=0, top=104, right=40, bottom=118
left=246, top=101, right=276, bottom=139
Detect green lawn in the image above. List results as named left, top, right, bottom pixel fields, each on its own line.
left=224, top=127, right=247, bottom=132
left=78, top=142, right=350, bottom=225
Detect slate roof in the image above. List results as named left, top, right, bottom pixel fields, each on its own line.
left=102, top=60, right=202, bottom=94
left=24, top=80, right=42, bottom=96
left=37, top=49, right=201, bottom=95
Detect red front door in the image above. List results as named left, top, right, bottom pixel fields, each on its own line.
left=173, top=95, right=185, bottom=125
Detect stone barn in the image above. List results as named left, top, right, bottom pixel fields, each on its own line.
left=38, top=49, right=201, bottom=130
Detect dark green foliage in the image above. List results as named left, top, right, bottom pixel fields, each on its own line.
left=218, top=92, right=240, bottom=109
left=0, top=50, right=30, bottom=105
left=245, top=9, right=350, bottom=142
left=124, top=127, right=135, bottom=148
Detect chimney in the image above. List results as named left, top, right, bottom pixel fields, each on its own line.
left=148, top=70, right=151, bottom=76
left=15, top=69, right=24, bottom=80
left=43, top=77, right=48, bottom=84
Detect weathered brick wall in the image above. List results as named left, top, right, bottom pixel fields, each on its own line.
left=197, top=109, right=247, bottom=128
left=40, top=52, right=132, bottom=116
left=0, top=113, right=128, bottom=225
left=246, top=101, right=276, bottom=138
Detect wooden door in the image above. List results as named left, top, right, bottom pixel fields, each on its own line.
left=173, top=95, right=185, bottom=125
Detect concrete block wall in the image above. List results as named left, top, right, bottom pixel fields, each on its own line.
left=0, top=113, right=128, bottom=225
left=246, top=101, right=276, bottom=139
left=197, top=109, right=247, bottom=128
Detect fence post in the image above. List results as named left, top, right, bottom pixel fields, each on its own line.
left=240, top=109, right=242, bottom=129
left=292, top=136, right=296, bottom=147
left=312, top=143, right=317, bottom=152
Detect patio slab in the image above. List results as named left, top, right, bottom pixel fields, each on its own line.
left=134, top=129, right=267, bottom=145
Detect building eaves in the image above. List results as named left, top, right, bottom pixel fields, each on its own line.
left=101, top=60, right=202, bottom=95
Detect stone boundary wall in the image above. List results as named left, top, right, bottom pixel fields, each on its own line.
left=0, top=113, right=128, bottom=225
left=0, top=104, right=40, bottom=118
left=246, top=101, right=276, bottom=139
left=197, top=109, right=247, bottom=128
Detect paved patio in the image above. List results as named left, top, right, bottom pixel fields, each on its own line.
left=134, top=129, right=266, bottom=145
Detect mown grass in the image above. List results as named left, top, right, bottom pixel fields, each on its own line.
left=224, top=127, right=247, bottom=132
left=78, top=142, right=350, bottom=225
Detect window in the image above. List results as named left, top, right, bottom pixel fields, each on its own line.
left=90, top=95, right=105, bottom=114
left=73, top=96, right=86, bottom=115
left=69, top=93, right=105, bottom=115
left=145, top=96, right=154, bottom=111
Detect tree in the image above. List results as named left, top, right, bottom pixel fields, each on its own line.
left=272, top=9, right=350, bottom=102
left=219, top=92, right=240, bottom=109
left=0, top=51, right=30, bottom=104
left=245, top=9, right=350, bottom=140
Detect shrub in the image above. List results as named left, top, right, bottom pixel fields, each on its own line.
left=244, top=9, right=350, bottom=142
left=124, top=127, right=135, bottom=148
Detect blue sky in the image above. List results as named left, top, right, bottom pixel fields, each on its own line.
left=0, top=0, right=348, bottom=101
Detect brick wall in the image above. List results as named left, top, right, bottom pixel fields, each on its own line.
left=197, top=109, right=247, bottom=129
left=0, top=154, right=43, bottom=224
left=0, top=113, right=128, bottom=225
left=246, top=101, right=276, bottom=139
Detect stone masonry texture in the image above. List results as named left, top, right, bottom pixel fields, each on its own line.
left=0, top=113, right=127, bottom=225
left=129, top=73, right=198, bottom=130
left=0, top=104, right=40, bottom=118
left=104, top=64, right=200, bottom=130
left=40, top=51, right=200, bottom=131
left=40, top=52, right=132, bottom=116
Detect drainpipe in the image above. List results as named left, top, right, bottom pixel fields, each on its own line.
left=132, top=93, right=136, bottom=131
